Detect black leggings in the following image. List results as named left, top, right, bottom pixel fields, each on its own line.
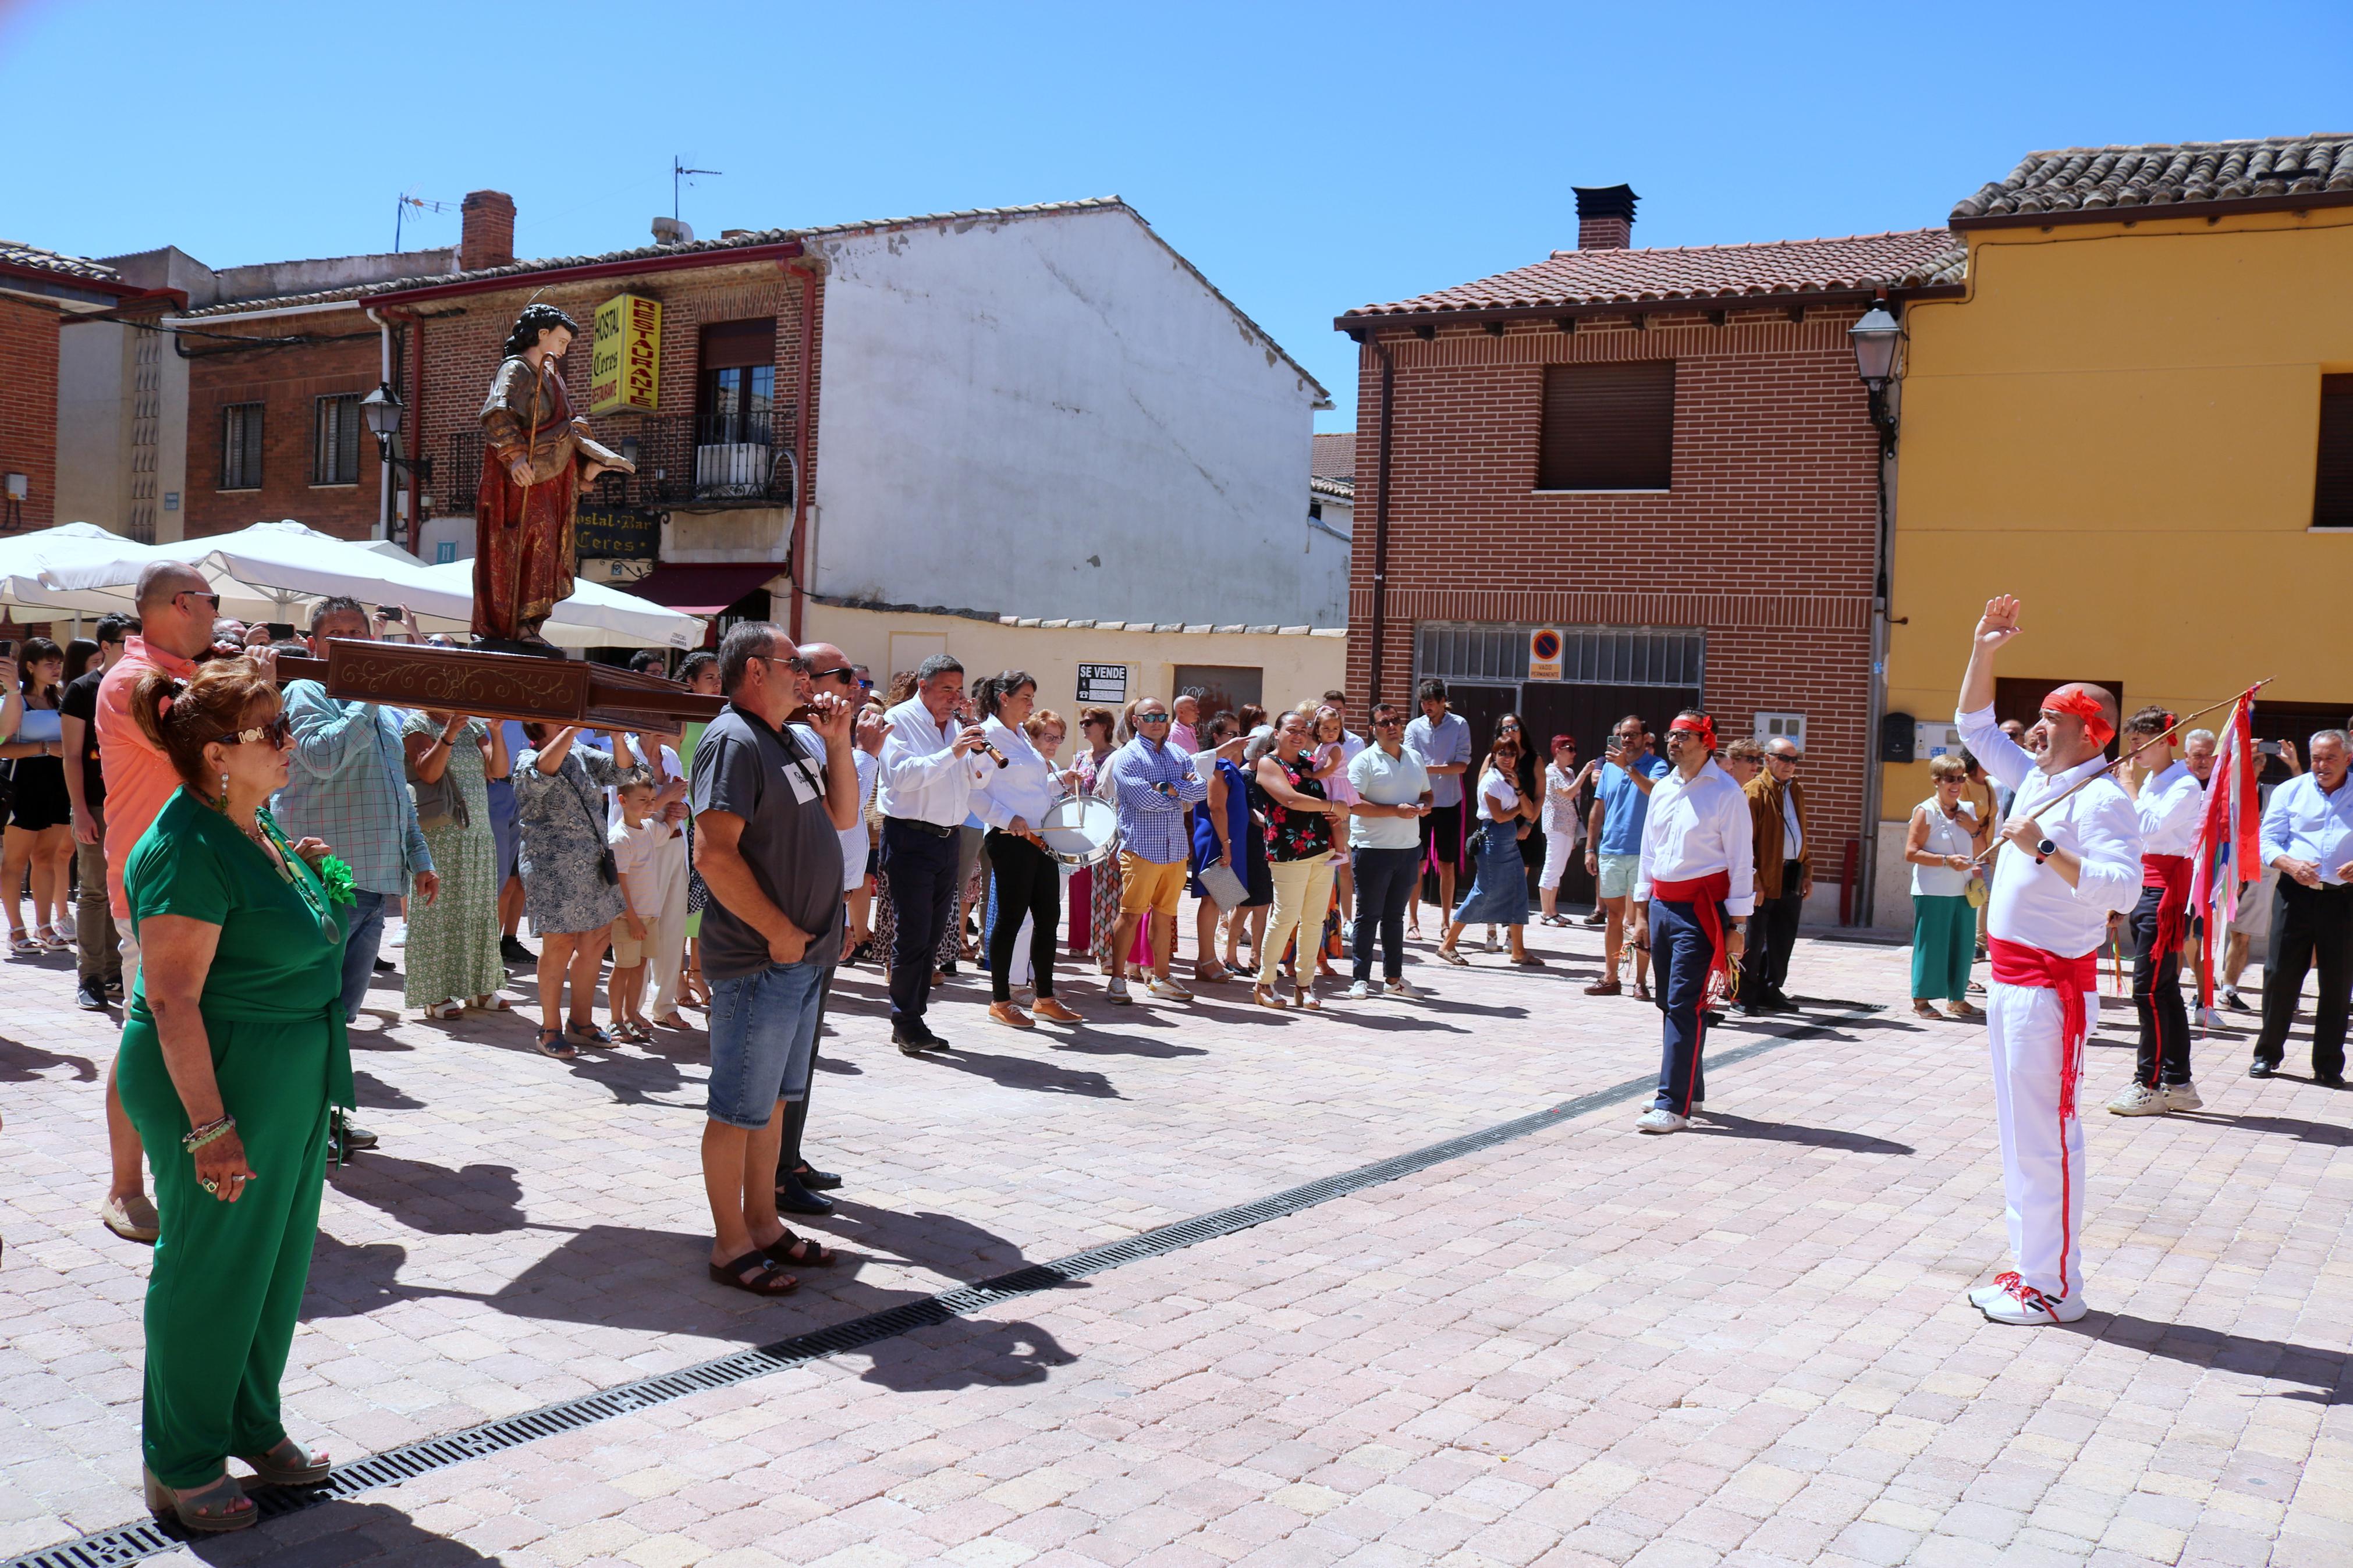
left=986, top=830, right=1062, bottom=1001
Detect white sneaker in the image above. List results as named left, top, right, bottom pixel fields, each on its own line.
left=2163, top=1080, right=2204, bottom=1112
left=2107, top=1082, right=2168, bottom=1116
left=1106, top=976, right=1132, bottom=1005
left=1481, top=934, right=1503, bottom=953
left=1980, top=1280, right=2088, bottom=1325
left=1147, top=977, right=1193, bottom=1002
left=1385, top=977, right=1422, bottom=1000
left=1635, top=1108, right=1688, bottom=1134
left=2195, top=1006, right=2223, bottom=1031
left=1346, top=979, right=1375, bottom=1000
left=1967, top=1271, right=2021, bottom=1311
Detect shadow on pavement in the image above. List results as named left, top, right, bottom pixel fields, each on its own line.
left=331, top=1154, right=528, bottom=1234
left=1051, top=1027, right=1210, bottom=1058
left=2175, top=1110, right=2353, bottom=1148
left=857, top=1316, right=1076, bottom=1392
left=2079, top=1312, right=2350, bottom=1405
left=922, top=1043, right=1120, bottom=1098
left=0, top=1034, right=98, bottom=1083
left=350, top=1068, right=425, bottom=1111
left=183, top=1497, right=508, bottom=1565
left=1688, top=1112, right=1915, bottom=1155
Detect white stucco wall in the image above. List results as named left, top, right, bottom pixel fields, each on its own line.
left=1303, top=493, right=1351, bottom=627
left=55, top=321, right=129, bottom=531
left=805, top=207, right=1329, bottom=627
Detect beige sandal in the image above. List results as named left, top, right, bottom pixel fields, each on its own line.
left=144, top=1467, right=255, bottom=1532
left=240, top=1435, right=331, bottom=1485
left=1252, top=983, right=1287, bottom=1009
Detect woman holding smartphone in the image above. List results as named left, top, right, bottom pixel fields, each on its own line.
left=3, top=637, right=79, bottom=951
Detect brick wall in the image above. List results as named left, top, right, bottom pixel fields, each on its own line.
left=1344, top=305, right=1882, bottom=858
left=403, top=257, right=821, bottom=551
left=0, top=296, right=61, bottom=533
left=183, top=314, right=384, bottom=540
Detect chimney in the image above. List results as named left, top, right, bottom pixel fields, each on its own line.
left=1572, top=184, right=1639, bottom=250
left=459, top=190, right=516, bottom=271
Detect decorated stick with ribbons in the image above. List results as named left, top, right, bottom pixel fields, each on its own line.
left=1969, top=678, right=2274, bottom=867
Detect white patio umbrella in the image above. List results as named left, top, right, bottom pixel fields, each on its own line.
left=411, top=560, right=705, bottom=650
left=0, top=521, right=162, bottom=614
left=36, top=520, right=475, bottom=632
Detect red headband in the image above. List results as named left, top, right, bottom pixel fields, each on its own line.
left=2042, top=684, right=2114, bottom=748
left=1669, top=714, right=1717, bottom=750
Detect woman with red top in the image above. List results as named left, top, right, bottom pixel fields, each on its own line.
left=1250, top=711, right=1346, bottom=1009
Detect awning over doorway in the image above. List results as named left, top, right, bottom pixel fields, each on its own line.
left=623, top=563, right=785, bottom=614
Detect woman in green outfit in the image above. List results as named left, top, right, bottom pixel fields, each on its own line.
left=400, top=709, right=509, bottom=1017
left=116, top=658, right=352, bottom=1532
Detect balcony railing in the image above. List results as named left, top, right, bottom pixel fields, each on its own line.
left=447, top=411, right=796, bottom=514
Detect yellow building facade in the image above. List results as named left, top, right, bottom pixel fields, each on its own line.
left=1871, top=137, right=2353, bottom=924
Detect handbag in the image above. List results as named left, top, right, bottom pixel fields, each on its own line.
left=404, top=735, right=471, bottom=835
left=552, top=755, right=620, bottom=885
left=1198, top=858, right=1247, bottom=910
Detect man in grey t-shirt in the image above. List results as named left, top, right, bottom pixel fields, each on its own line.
left=690, top=621, right=858, bottom=1296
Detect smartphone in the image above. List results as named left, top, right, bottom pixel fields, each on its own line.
left=376, top=605, right=403, bottom=620
left=266, top=622, right=295, bottom=641
left=0, top=639, right=14, bottom=659
left=2257, top=740, right=2282, bottom=757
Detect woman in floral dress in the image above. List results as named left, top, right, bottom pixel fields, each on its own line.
left=399, top=712, right=508, bottom=1017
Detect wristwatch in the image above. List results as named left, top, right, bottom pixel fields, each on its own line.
left=2035, top=836, right=2057, bottom=863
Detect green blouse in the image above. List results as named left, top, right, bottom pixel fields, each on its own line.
left=125, top=788, right=356, bottom=1110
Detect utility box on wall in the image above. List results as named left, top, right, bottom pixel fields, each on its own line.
left=1880, top=711, right=1916, bottom=763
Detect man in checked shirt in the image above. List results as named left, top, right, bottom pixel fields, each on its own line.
left=274, top=598, right=440, bottom=1051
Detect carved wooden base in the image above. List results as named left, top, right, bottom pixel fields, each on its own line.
left=274, top=641, right=722, bottom=733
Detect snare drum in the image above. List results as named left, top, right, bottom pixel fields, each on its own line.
left=1037, top=795, right=1118, bottom=868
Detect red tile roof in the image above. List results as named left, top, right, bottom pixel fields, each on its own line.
left=1311, top=432, right=1354, bottom=484
left=1343, top=229, right=1962, bottom=319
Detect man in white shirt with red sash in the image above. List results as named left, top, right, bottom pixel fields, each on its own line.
left=2107, top=705, right=2208, bottom=1117
left=1957, top=596, right=2143, bottom=1324
left=1628, top=710, right=1753, bottom=1134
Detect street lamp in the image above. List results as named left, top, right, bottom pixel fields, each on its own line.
left=1848, top=303, right=1903, bottom=447
left=359, top=382, right=403, bottom=451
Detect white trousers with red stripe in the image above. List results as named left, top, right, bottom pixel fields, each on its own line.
left=1986, top=979, right=2094, bottom=1301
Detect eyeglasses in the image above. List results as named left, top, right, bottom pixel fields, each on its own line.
left=1768, top=753, right=1800, bottom=766
left=176, top=589, right=222, bottom=612
left=213, top=715, right=293, bottom=749
left=1137, top=713, right=1171, bottom=725
left=805, top=665, right=856, bottom=685
left=1374, top=717, right=1404, bottom=728
left=754, top=653, right=811, bottom=675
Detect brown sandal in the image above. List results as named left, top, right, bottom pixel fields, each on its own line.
left=764, top=1231, right=837, bottom=1268
left=708, top=1250, right=798, bottom=1295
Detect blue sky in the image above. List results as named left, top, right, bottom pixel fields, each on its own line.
left=5, top=1, right=2348, bottom=431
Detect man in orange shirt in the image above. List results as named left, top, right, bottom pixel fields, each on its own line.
left=90, top=562, right=253, bottom=1242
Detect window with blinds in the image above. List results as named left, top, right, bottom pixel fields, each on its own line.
left=2316, top=374, right=2353, bottom=528
left=221, top=403, right=263, bottom=490
left=1536, top=361, right=1675, bottom=491
left=313, top=393, right=361, bottom=485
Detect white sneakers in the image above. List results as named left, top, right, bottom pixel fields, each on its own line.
left=1385, top=977, right=1422, bottom=1000
left=1105, top=976, right=1132, bottom=1005
left=1635, top=1107, right=1688, bottom=1134
left=2195, top=1005, right=2224, bottom=1031
left=2108, top=1080, right=2203, bottom=1116
left=1147, top=976, right=1194, bottom=1002
left=1969, top=1270, right=2089, bottom=1324
left=1346, top=980, right=1376, bottom=1000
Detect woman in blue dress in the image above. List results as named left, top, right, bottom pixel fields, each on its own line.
left=1436, top=735, right=1543, bottom=967
left=1186, top=714, right=1247, bottom=983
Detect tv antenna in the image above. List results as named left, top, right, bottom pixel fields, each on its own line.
left=395, top=187, right=456, bottom=252
left=673, top=156, right=722, bottom=221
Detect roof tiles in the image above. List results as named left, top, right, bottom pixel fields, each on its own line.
left=1344, top=229, right=1962, bottom=319
left=1954, top=134, right=2353, bottom=221
left=0, top=240, right=118, bottom=282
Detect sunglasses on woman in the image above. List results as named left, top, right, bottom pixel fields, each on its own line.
left=213, top=715, right=293, bottom=748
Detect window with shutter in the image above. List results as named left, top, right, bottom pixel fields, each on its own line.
left=2315, top=374, right=2353, bottom=528
left=1536, top=361, right=1674, bottom=491
left=313, top=393, right=361, bottom=485
left=221, top=403, right=264, bottom=490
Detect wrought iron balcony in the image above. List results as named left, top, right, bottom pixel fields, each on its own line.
left=442, top=410, right=796, bottom=515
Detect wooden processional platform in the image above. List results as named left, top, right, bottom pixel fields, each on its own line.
left=275, top=641, right=723, bottom=734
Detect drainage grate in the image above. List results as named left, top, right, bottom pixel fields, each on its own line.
left=6, top=1008, right=1872, bottom=1568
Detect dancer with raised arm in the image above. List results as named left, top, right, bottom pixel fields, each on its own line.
left=1955, top=596, right=2142, bottom=1325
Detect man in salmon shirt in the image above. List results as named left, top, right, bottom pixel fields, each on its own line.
left=90, top=562, right=273, bottom=1243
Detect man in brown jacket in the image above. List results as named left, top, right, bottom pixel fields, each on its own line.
left=1740, top=737, right=1811, bottom=1014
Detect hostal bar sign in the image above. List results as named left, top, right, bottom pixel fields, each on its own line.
left=590, top=293, right=661, bottom=414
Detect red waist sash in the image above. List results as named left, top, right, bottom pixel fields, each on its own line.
left=2142, top=852, right=2192, bottom=966
left=1653, top=870, right=1733, bottom=1003
left=1988, top=936, right=2096, bottom=1119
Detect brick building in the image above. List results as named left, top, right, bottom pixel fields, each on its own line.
left=1335, top=187, right=1961, bottom=920
left=185, top=191, right=1332, bottom=671
left=0, top=241, right=150, bottom=537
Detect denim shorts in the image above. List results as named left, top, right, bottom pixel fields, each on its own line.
left=705, top=958, right=826, bottom=1129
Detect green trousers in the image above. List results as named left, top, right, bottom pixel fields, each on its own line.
left=117, top=1010, right=329, bottom=1488
left=1911, top=894, right=1976, bottom=1002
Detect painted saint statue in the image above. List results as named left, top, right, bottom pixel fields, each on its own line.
left=471, top=303, right=633, bottom=642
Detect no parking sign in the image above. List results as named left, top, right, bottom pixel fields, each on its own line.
left=1528, top=627, right=1564, bottom=681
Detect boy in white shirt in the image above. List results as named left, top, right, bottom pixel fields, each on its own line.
left=606, top=773, right=675, bottom=1041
